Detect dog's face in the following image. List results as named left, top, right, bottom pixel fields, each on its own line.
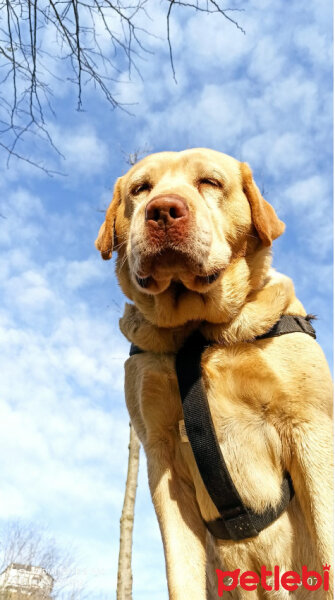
left=96, top=149, right=285, bottom=326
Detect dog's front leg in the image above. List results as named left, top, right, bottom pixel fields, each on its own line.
left=146, top=446, right=207, bottom=600
left=289, top=412, right=333, bottom=595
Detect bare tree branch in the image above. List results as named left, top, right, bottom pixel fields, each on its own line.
left=122, top=143, right=150, bottom=166
left=0, top=0, right=244, bottom=172
left=0, top=521, right=86, bottom=599
left=166, top=0, right=245, bottom=83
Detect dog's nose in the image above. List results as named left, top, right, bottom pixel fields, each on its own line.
left=145, top=195, right=188, bottom=227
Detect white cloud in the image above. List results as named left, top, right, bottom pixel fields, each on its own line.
left=283, top=175, right=329, bottom=213
left=184, top=9, right=254, bottom=69
left=248, top=35, right=287, bottom=83
left=280, top=176, right=332, bottom=260
left=62, top=257, right=107, bottom=290
left=57, top=126, right=110, bottom=176
left=5, top=269, right=55, bottom=311
left=266, top=133, right=312, bottom=176
left=294, top=25, right=332, bottom=67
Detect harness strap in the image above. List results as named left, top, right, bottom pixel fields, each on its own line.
left=129, top=344, right=145, bottom=356
left=255, top=314, right=316, bottom=340
left=129, top=314, right=316, bottom=540
left=175, top=329, right=295, bottom=541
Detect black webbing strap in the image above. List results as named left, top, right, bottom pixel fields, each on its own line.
left=255, top=314, right=316, bottom=340
left=129, top=315, right=316, bottom=356
left=129, top=314, right=316, bottom=540
left=175, top=329, right=296, bottom=540
left=129, top=344, right=144, bottom=356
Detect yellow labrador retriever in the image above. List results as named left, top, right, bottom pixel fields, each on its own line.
left=96, top=149, right=332, bottom=599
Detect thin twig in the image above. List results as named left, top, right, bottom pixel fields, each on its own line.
left=0, top=0, right=244, bottom=172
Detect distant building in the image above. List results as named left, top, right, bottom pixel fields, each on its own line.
left=0, top=563, right=53, bottom=598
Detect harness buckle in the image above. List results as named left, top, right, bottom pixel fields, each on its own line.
left=223, top=513, right=259, bottom=540
left=206, top=512, right=259, bottom=541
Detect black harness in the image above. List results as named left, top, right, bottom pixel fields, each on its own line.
left=129, top=315, right=316, bottom=541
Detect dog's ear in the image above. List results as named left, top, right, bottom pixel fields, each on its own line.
left=240, top=162, right=285, bottom=246
left=95, top=178, right=123, bottom=260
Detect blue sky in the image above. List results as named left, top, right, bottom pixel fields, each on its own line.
left=0, top=1, right=332, bottom=598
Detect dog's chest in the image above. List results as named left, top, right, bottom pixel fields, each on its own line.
left=125, top=344, right=283, bottom=520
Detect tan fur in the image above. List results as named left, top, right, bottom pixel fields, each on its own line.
left=240, top=162, right=286, bottom=246
left=96, top=149, right=333, bottom=599
left=95, top=177, right=122, bottom=259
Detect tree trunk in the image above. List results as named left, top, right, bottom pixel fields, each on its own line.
left=116, top=424, right=140, bottom=600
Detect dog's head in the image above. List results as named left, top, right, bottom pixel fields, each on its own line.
left=96, top=149, right=285, bottom=327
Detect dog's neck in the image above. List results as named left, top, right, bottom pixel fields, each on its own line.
left=119, top=256, right=306, bottom=353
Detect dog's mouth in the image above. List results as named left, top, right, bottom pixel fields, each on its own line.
left=131, top=248, right=226, bottom=295
left=134, top=266, right=223, bottom=295
left=195, top=271, right=221, bottom=285
left=135, top=275, right=155, bottom=289
left=135, top=270, right=220, bottom=288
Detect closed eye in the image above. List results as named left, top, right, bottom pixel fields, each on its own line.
left=131, top=181, right=152, bottom=195
left=198, top=177, right=222, bottom=188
